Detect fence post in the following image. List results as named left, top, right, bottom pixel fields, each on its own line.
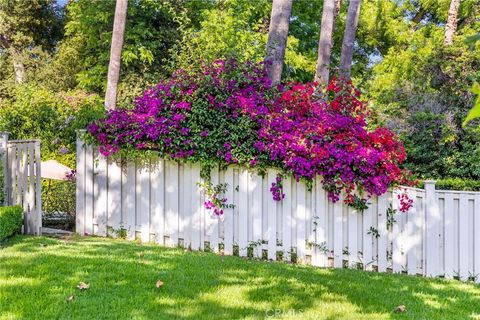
left=0, top=132, right=9, bottom=206
left=76, top=129, right=86, bottom=235
left=424, top=180, right=440, bottom=277
left=34, top=140, right=42, bottom=235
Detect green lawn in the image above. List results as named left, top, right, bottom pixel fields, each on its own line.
left=1, top=236, right=480, bottom=320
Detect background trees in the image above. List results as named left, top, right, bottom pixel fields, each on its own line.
left=0, top=0, right=478, bottom=183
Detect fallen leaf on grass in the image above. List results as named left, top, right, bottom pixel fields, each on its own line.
left=77, top=282, right=90, bottom=290
left=394, top=305, right=406, bottom=313
left=156, top=280, right=164, bottom=288
left=66, top=295, right=75, bottom=302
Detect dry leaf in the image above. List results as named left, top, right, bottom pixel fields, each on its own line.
left=156, top=280, right=164, bottom=288
left=77, top=282, right=90, bottom=290
left=394, top=305, right=406, bottom=313
left=66, top=295, right=75, bottom=302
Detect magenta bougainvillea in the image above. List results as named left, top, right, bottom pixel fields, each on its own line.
left=87, top=59, right=413, bottom=212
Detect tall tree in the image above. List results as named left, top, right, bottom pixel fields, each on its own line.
left=104, top=0, right=128, bottom=110
left=265, top=0, right=292, bottom=85
left=314, top=0, right=336, bottom=85
left=444, top=0, right=460, bottom=45
left=339, top=0, right=362, bottom=78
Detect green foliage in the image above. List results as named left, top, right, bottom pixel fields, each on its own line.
left=42, top=179, right=75, bottom=230
left=368, top=0, right=480, bottom=180
left=418, top=178, right=480, bottom=191
left=463, top=82, right=480, bottom=126
left=169, top=0, right=314, bottom=83
left=0, top=0, right=64, bottom=51
left=0, top=205, right=22, bottom=241
left=0, top=85, right=104, bottom=168
left=0, top=86, right=104, bottom=217
left=59, top=0, right=189, bottom=105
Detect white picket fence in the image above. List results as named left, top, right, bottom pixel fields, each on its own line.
left=0, top=133, right=42, bottom=235
left=76, top=137, right=480, bottom=282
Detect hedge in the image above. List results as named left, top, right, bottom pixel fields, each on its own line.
left=0, top=205, right=23, bottom=241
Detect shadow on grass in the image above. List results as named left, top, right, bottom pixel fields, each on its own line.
left=1, top=236, right=480, bottom=319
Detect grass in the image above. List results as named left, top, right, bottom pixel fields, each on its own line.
left=1, top=236, right=480, bottom=320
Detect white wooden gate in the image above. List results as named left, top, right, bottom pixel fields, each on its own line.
left=76, top=136, right=480, bottom=282
left=0, top=133, right=42, bottom=235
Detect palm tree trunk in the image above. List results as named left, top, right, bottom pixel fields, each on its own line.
left=444, top=0, right=460, bottom=45
left=10, top=47, right=25, bottom=84
left=339, top=0, right=362, bottom=79
left=315, top=0, right=337, bottom=85
left=265, top=0, right=292, bottom=85
left=105, top=0, right=128, bottom=111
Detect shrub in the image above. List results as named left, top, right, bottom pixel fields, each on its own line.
left=0, top=85, right=105, bottom=219
left=418, top=178, right=480, bottom=191
left=0, top=206, right=23, bottom=241
left=86, top=59, right=413, bottom=208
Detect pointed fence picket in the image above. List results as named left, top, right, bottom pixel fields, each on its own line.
left=76, top=140, right=480, bottom=282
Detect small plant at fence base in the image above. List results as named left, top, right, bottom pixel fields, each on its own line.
left=198, top=181, right=234, bottom=217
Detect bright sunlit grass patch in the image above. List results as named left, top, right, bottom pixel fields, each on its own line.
left=1, top=235, right=480, bottom=319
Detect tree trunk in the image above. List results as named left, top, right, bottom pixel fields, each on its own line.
left=105, top=0, right=128, bottom=111
left=0, top=35, right=25, bottom=84
left=339, top=0, right=362, bottom=79
left=315, top=0, right=336, bottom=85
left=265, top=0, right=292, bottom=85
left=11, top=48, right=25, bottom=84
left=444, top=0, right=460, bottom=45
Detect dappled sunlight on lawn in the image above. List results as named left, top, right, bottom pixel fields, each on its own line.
left=1, top=236, right=480, bottom=319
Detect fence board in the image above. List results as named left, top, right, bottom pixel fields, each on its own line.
left=377, top=194, right=388, bottom=272
left=94, top=153, right=107, bottom=237
left=107, top=159, right=122, bottom=236
left=282, top=176, right=292, bottom=261
left=123, top=163, right=136, bottom=240
left=333, top=194, right=343, bottom=268
left=459, top=194, right=469, bottom=281
left=165, top=161, right=179, bottom=247
left=223, top=167, right=234, bottom=255
left=296, top=182, right=307, bottom=263
left=150, top=159, right=165, bottom=245
left=314, top=177, right=327, bottom=267
left=267, top=169, right=277, bottom=260
left=238, top=169, right=249, bottom=257
left=444, top=193, right=455, bottom=279
left=250, top=172, right=262, bottom=258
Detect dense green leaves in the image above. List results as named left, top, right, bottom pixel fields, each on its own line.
left=0, top=205, right=22, bottom=241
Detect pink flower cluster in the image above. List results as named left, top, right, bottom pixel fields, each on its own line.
left=257, top=78, right=413, bottom=205
left=87, top=59, right=413, bottom=207
left=204, top=197, right=226, bottom=216
left=270, top=176, right=285, bottom=201
left=397, top=190, right=414, bottom=213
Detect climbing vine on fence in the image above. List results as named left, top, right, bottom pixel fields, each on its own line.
left=86, top=59, right=414, bottom=213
